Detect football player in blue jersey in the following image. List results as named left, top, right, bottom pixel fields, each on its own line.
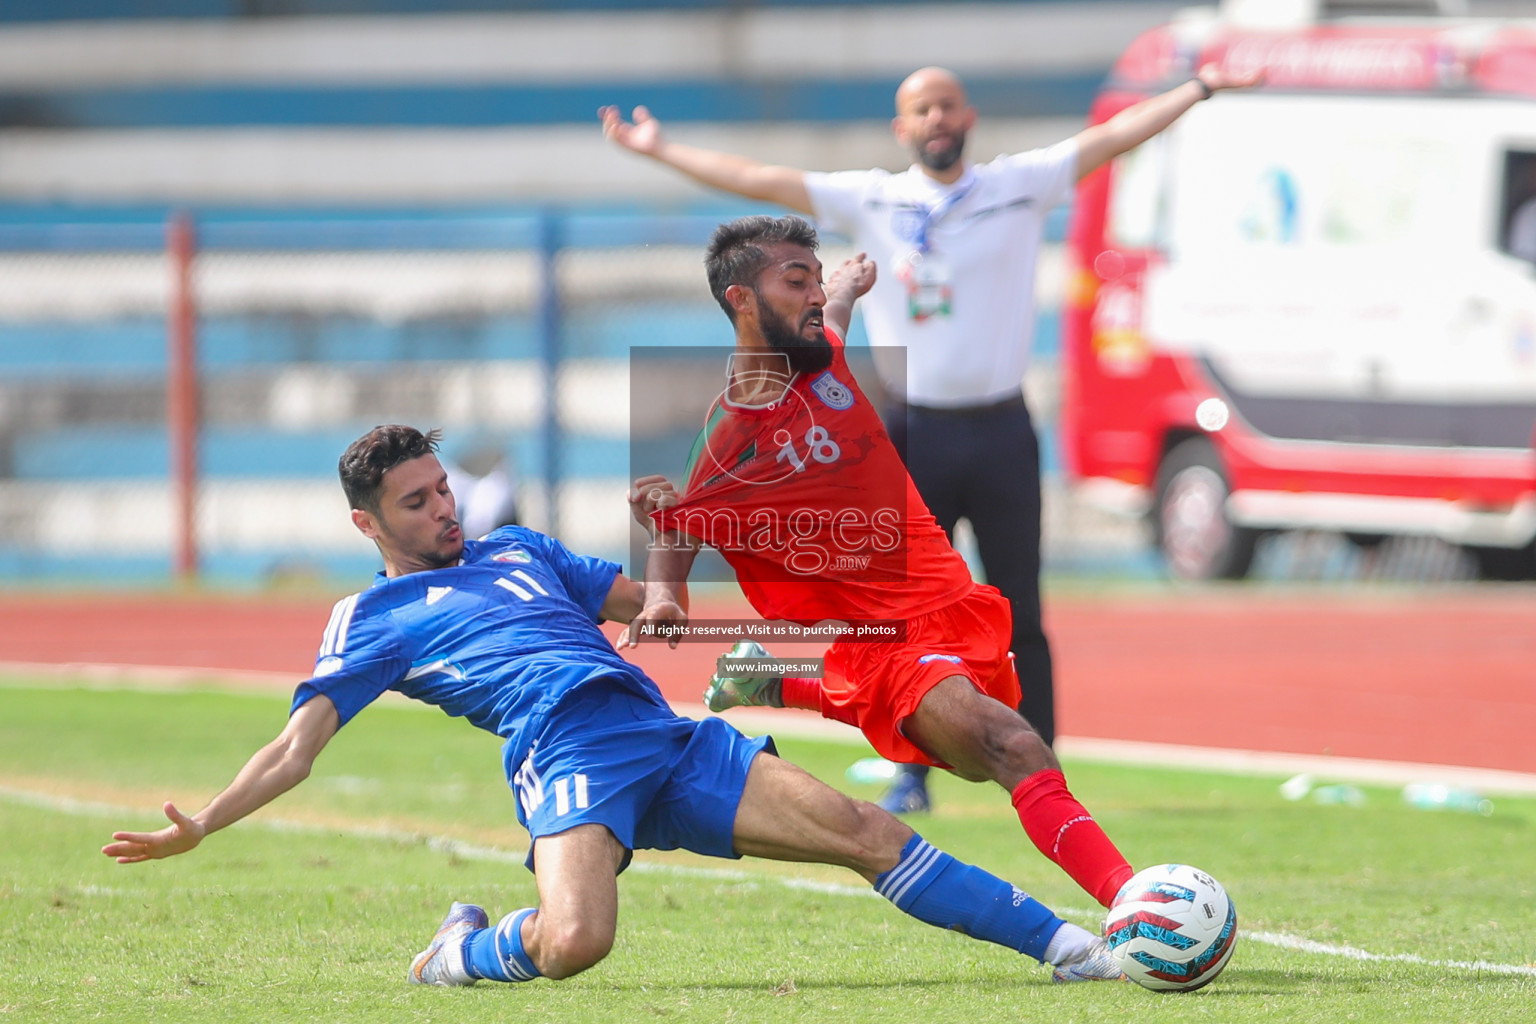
left=102, top=424, right=1125, bottom=986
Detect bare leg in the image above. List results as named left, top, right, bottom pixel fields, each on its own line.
left=522, top=823, right=628, bottom=979
left=901, top=675, right=1058, bottom=788
left=727, top=749, right=1104, bottom=969
left=902, top=676, right=1131, bottom=908
left=730, top=751, right=911, bottom=881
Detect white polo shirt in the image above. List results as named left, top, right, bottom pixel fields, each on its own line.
left=805, top=139, right=1076, bottom=408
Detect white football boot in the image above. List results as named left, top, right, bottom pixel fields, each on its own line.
left=409, top=901, right=489, bottom=986
left=1051, top=938, right=1131, bottom=984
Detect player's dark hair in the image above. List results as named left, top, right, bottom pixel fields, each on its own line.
left=705, top=215, right=819, bottom=322
left=339, top=424, right=443, bottom=512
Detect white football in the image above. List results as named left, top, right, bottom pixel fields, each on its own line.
left=1104, top=863, right=1238, bottom=991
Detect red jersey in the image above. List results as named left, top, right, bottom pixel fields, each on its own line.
left=656, top=330, right=974, bottom=624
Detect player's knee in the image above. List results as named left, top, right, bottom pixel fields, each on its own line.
left=847, top=798, right=914, bottom=876
left=799, top=787, right=912, bottom=876
left=982, top=718, right=1057, bottom=779
left=816, top=787, right=875, bottom=846
left=531, top=918, right=614, bottom=979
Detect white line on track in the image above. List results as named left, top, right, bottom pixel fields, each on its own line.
left=9, top=784, right=1534, bottom=978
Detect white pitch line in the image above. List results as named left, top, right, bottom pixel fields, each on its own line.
left=1245, top=931, right=1536, bottom=977
left=254, top=811, right=883, bottom=900
left=9, top=784, right=1535, bottom=978
left=9, top=664, right=1536, bottom=792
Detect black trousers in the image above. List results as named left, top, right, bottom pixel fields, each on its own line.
left=884, top=394, right=1055, bottom=747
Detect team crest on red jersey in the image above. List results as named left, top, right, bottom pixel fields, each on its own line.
left=810, top=371, right=855, bottom=410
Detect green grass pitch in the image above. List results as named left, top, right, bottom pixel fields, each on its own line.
left=1, top=679, right=1532, bottom=1023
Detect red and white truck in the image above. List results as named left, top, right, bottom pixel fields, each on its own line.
left=1062, top=0, right=1536, bottom=578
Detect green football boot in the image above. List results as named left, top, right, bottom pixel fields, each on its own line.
left=703, top=640, right=785, bottom=712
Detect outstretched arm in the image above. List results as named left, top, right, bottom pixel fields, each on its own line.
left=823, top=252, right=877, bottom=339
left=599, top=572, right=648, bottom=624
left=616, top=536, right=699, bottom=650
left=599, top=104, right=815, bottom=214
left=1073, top=64, right=1262, bottom=181
left=101, top=695, right=340, bottom=864
left=615, top=480, right=701, bottom=652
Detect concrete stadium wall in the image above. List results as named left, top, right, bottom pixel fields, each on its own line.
left=0, top=3, right=1182, bottom=203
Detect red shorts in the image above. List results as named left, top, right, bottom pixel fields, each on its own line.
left=820, top=585, right=1021, bottom=767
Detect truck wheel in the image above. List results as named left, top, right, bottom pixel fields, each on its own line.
left=1153, top=438, right=1259, bottom=580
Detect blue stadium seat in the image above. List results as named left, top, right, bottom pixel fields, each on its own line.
left=11, top=424, right=632, bottom=481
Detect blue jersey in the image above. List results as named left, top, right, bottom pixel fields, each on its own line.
left=290, top=525, right=667, bottom=770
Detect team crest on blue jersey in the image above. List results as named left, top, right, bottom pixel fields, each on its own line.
left=810, top=372, right=855, bottom=410
left=492, top=549, right=533, bottom=563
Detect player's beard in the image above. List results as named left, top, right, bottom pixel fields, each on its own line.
left=757, top=294, right=833, bottom=375
left=424, top=533, right=464, bottom=568
left=381, top=518, right=463, bottom=570
left=915, top=130, right=966, bottom=173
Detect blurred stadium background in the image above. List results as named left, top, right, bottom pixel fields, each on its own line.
left=0, top=0, right=1528, bottom=589
left=5, top=26, right=1536, bottom=1013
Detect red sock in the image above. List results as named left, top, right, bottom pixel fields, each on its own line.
left=780, top=676, right=859, bottom=727
left=780, top=676, right=821, bottom=711
left=1011, top=769, right=1134, bottom=908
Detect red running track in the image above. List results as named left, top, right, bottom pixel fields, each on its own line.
left=2, top=587, right=1532, bottom=774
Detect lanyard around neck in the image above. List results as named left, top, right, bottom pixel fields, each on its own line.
left=913, top=168, right=976, bottom=253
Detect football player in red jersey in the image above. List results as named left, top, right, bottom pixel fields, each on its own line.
left=623, top=215, right=1134, bottom=909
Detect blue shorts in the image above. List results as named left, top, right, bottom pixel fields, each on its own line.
left=502, top=681, right=775, bottom=871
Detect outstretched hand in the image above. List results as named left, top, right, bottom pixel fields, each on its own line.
left=102, top=801, right=206, bottom=864
left=599, top=105, right=666, bottom=156
left=1197, top=63, right=1265, bottom=93
left=615, top=598, right=688, bottom=651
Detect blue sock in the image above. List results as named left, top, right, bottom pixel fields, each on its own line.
left=874, top=835, right=1063, bottom=963
left=463, top=908, right=543, bottom=983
